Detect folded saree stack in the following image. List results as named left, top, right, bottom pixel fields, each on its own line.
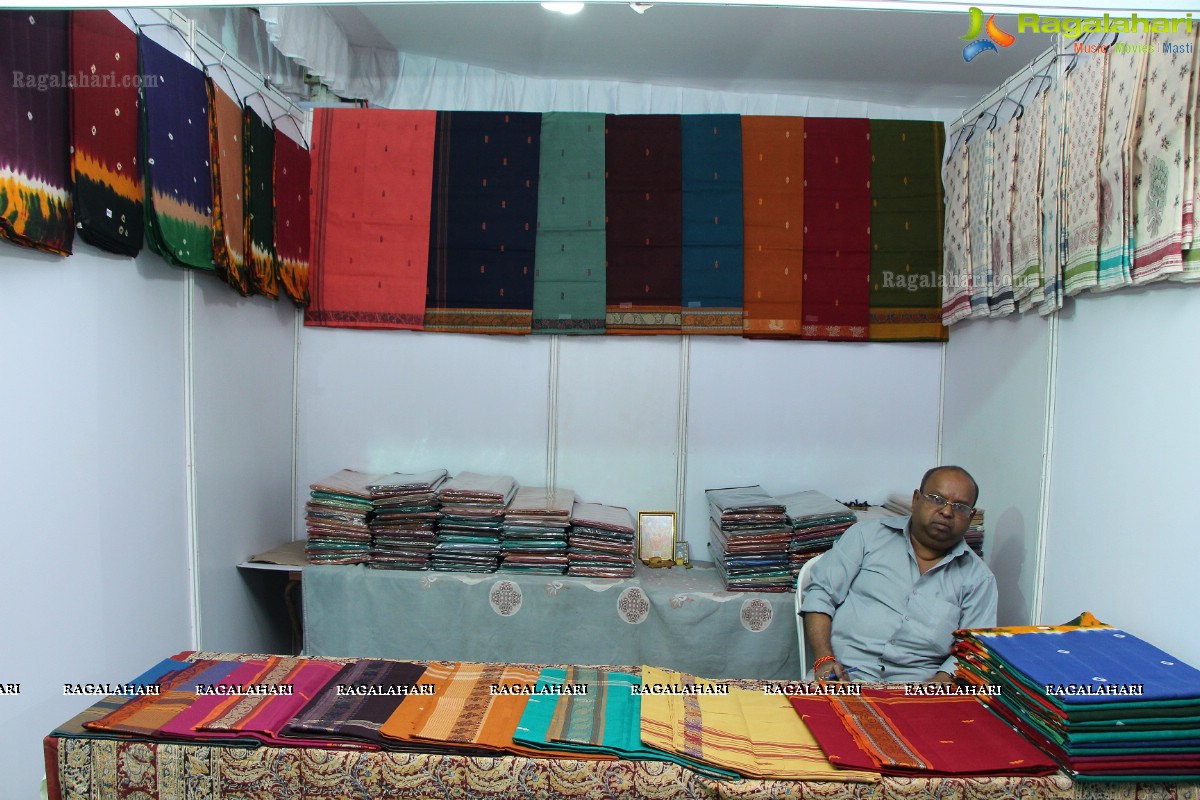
left=431, top=472, right=518, bottom=572
left=499, top=486, right=574, bottom=575
left=566, top=501, right=636, bottom=578
left=705, top=485, right=793, bottom=591
left=953, top=612, right=1200, bottom=781
left=777, top=490, right=857, bottom=574
left=367, top=469, right=449, bottom=570
left=304, top=469, right=376, bottom=564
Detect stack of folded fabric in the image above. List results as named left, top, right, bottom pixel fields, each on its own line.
left=499, top=486, right=574, bottom=575
left=430, top=472, right=518, bottom=573
left=566, top=502, right=637, bottom=578
left=884, top=493, right=985, bottom=557
left=705, top=485, right=793, bottom=591
left=953, top=612, right=1200, bottom=781
left=777, top=490, right=857, bottom=574
left=367, top=469, right=449, bottom=570
left=304, top=469, right=376, bottom=564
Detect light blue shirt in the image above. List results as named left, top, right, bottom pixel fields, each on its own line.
left=800, top=515, right=997, bottom=682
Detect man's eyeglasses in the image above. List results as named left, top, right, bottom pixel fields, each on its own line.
left=918, top=491, right=975, bottom=516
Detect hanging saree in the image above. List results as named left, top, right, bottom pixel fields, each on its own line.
left=307, top=108, right=434, bottom=329
left=988, top=115, right=1018, bottom=315
left=966, top=126, right=995, bottom=317
left=0, top=10, right=73, bottom=255
left=70, top=10, right=141, bottom=257
left=139, top=33, right=213, bottom=270
left=274, top=127, right=310, bottom=305
left=941, top=137, right=972, bottom=324
left=1131, top=32, right=1193, bottom=283
left=680, top=114, right=744, bottom=334
left=1097, top=42, right=1146, bottom=291
left=1012, top=92, right=1045, bottom=309
left=741, top=116, right=805, bottom=337
left=426, top=111, right=542, bottom=334
left=868, top=119, right=947, bottom=341
left=604, top=114, right=683, bottom=334
left=1062, top=52, right=1109, bottom=296
left=532, top=112, right=606, bottom=334
left=1038, top=75, right=1068, bottom=316
left=207, top=80, right=249, bottom=294
left=801, top=118, right=871, bottom=340
left=244, top=105, right=278, bottom=299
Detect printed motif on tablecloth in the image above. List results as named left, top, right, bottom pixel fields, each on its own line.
left=740, top=598, right=773, bottom=632
left=617, top=587, right=650, bottom=624
left=489, top=580, right=523, bottom=616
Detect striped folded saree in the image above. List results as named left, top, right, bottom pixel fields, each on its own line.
left=281, top=659, right=428, bottom=749
left=380, top=661, right=608, bottom=758
left=514, top=666, right=736, bottom=778
left=788, top=688, right=1057, bottom=776
left=638, top=665, right=878, bottom=781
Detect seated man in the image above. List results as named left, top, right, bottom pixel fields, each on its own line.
left=800, top=466, right=997, bottom=683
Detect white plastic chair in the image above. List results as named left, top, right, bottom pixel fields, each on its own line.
left=794, top=552, right=824, bottom=680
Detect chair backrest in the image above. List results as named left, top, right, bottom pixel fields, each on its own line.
left=794, top=552, right=825, bottom=680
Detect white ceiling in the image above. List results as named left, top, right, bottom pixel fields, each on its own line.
left=326, top=3, right=1063, bottom=112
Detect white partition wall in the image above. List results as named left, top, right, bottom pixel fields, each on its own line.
left=296, top=328, right=554, bottom=529
left=1041, top=286, right=1200, bottom=666
left=684, top=338, right=942, bottom=556
left=297, top=330, right=943, bottom=558
left=554, top=336, right=683, bottom=524
left=0, top=246, right=192, bottom=795
left=191, top=274, right=300, bottom=653
left=941, top=312, right=1052, bottom=626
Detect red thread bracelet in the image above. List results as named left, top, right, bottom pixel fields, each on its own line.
left=813, top=655, right=838, bottom=674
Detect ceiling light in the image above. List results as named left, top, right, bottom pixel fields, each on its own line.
left=541, top=2, right=584, bottom=14
left=630, top=3, right=653, bottom=12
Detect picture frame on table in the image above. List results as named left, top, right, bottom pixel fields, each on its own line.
left=673, top=541, right=690, bottom=566
left=637, top=511, right=677, bottom=561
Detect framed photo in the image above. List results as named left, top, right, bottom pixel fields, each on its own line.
left=638, top=511, right=677, bottom=561
left=673, top=541, right=690, bottom=565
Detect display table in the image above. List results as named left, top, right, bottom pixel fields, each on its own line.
left=46, top=735, right=1084, bottom=800
left=303, top=562, right=801, bottom=680
left=43, top=652, right=1200, bottom=800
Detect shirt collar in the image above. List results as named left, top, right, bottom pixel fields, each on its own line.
left=883, top=514, right=972, bottom=561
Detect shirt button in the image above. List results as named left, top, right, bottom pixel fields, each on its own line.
left=904, top=616, right=910, bottom=621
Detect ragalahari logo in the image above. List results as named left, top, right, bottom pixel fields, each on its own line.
left=961, top=7, right=1016, bottom=62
